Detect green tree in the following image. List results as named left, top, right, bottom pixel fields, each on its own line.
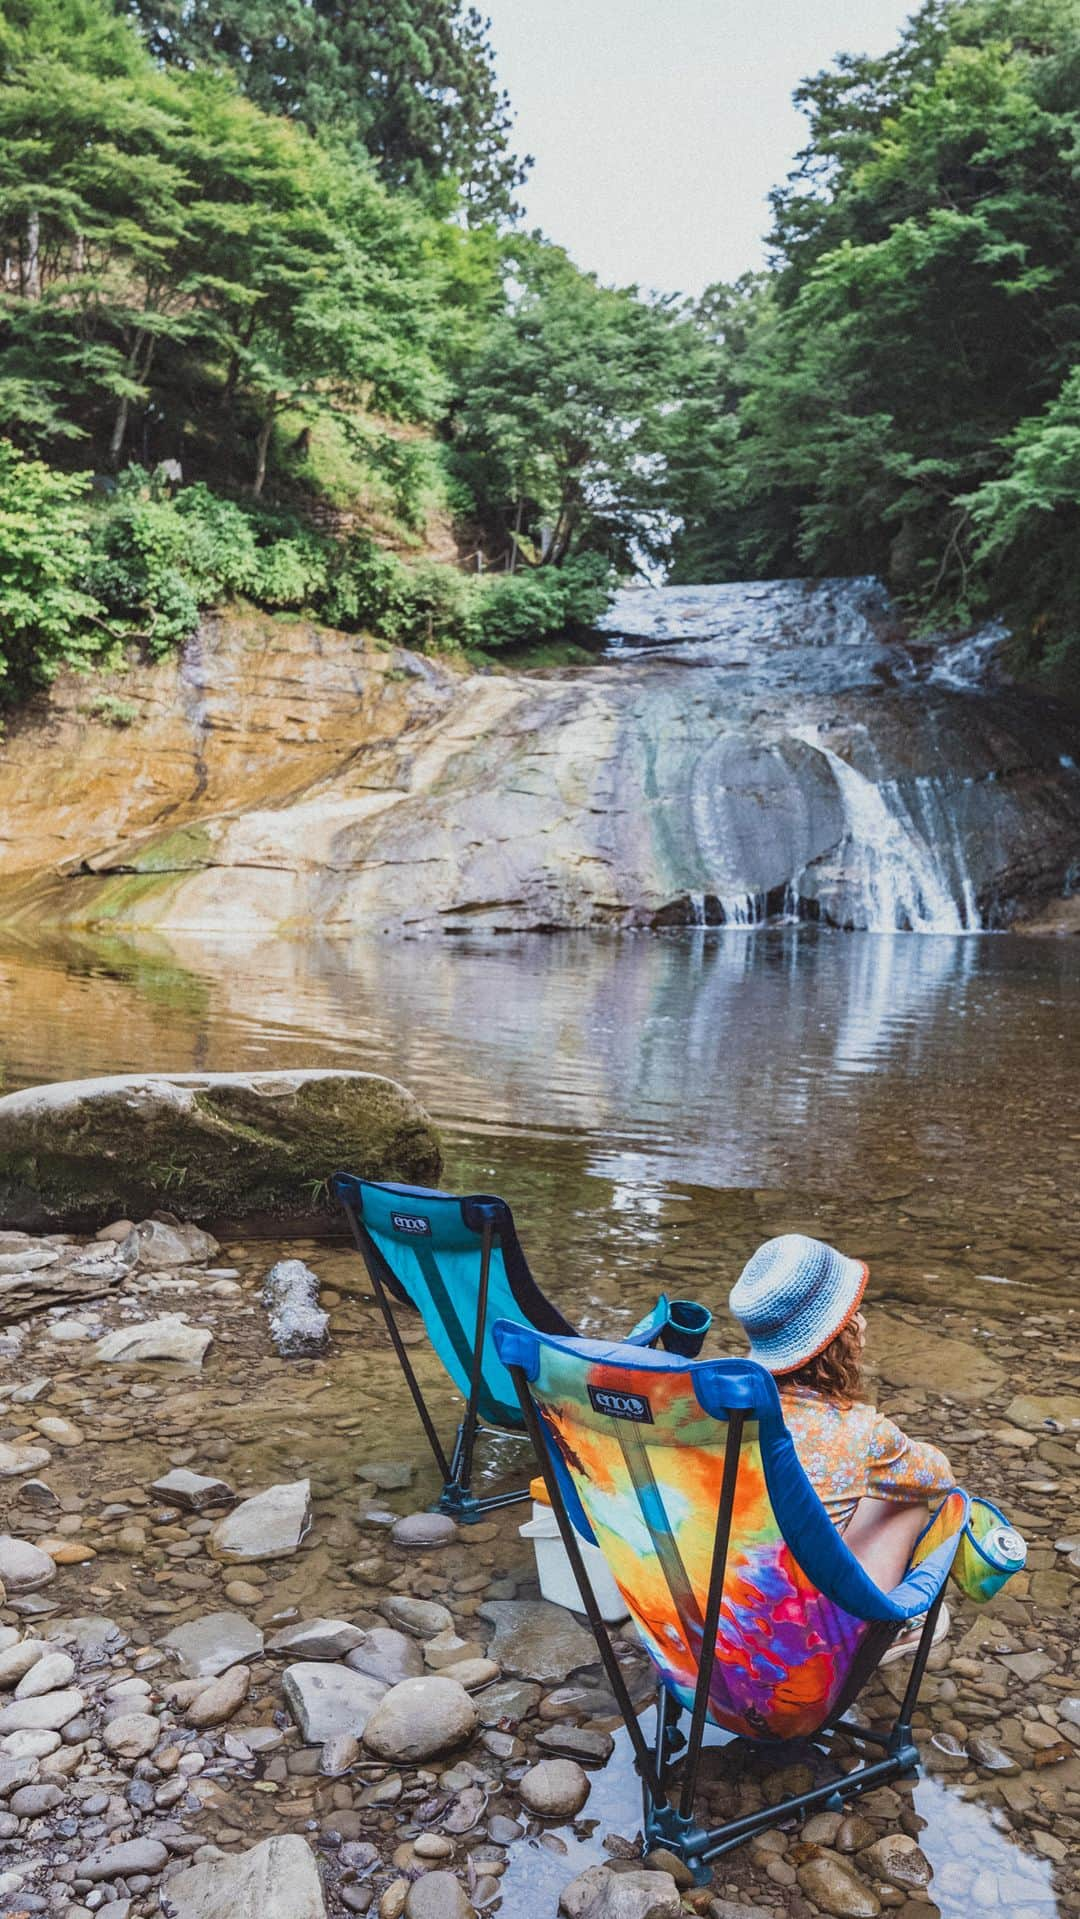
left=666, top=0, right=1080, bottom=667
left=452, top=239, right=681, bottom=570
left=120, top=0, right=529, bottom=220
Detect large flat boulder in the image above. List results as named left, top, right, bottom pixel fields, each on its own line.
left=0, top=1068, right=440, bottom=1230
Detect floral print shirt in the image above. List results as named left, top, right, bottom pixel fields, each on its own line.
left=779, top=1382, right=954, bottom=1531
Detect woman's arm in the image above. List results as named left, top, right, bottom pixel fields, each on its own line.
left=867, top=1414, right=954, bottom=1504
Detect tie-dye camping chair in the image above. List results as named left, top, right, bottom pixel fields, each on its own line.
left=334, top=1175, right=711, bottom=1522
left=493, top=1321, right=1024, bottom=1878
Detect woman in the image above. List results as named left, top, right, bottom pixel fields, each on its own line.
left=729, top=1232, right=953, bottom=1654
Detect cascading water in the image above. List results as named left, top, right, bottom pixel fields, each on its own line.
left=805, top=740, right=974, bottom=934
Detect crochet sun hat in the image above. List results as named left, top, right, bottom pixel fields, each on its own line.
left=728, top=1233, right=868, bottom=1376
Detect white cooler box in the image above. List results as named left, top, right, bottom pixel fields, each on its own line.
left=519, top=1480, right=629, bottom=1624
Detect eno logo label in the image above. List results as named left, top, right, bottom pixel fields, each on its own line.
left=391, top=1212, right=431, bottom=1236
left=588, top=1384, right=653, bottom=1424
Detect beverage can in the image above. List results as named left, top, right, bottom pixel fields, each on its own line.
left=982, top=1524, right=1026, bottom=1571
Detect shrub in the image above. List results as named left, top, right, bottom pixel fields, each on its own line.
left=0, top=441, right=106, bottom=698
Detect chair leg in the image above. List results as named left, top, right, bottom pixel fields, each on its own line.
left=888, top=1583, right=947, bottom=1758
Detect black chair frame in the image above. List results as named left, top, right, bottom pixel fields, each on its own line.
left=341, top=1189, right=531, bottom=1524
left=509, top=1364, right=945, bottom=1885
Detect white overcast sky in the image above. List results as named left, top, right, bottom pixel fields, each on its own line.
left=483, top=0, right=918, bottom=297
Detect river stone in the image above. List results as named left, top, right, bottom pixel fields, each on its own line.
left=10, top=1780, right=63, bottom=1816
left=94, top=1315, right=212, bottom=1365
left=151, top=1469, right=234, bottom=1511
left=268, top=1619, right=367, bottom=1660
left=0, top=1689, right=84, bottom=1733
left=518, top=1758, right=590, bottom=1818
left=82, top=1837, right=170, bottom=1881
left=132, top=1218, right=218, bottom=1268
left=477, top=1601, right=596, bottom=1684
left=161, top=1833, right=328, bottom=1918
left=0, top=1070, right=440, bottom=1231
left=282, top=1663, right=388, bottom=1742
left=0, top=1442, right=51, bottom=1479
left=210, top=1480, right=311, bottom=1561
left=857, top=1835, right=932, bottom=1891
left=404, top=1872, right=474, bottom=1919
left=391, top=1512, right=457, bottom=1548
left=0, top=1641, right=47, bottom=1688
left=161, top=1612, right=264, bottom=1678
left=0, top=1537, right=56, bottom=1593
left=263, top=1259, right=329, bottom=1356
left=14, top=1650, right=75, bottom=1698
left=345, top=1628, right=424, bottom=1686
left=475, top=1679, right=542, bottom=1724
left=378, top=1597, right=453, bottom=1638
left=796, top=1854, right=881, bottom=1917
left=1004, top=1393, right=1080, bottom=1433
left=559, top=1864, right=681, bottom=1919
left=102, top=1712, right=161, bottom=1759
left=186, top=1663, right=250, bottom=1726
left=362, top=1676, right=477, bottom=1762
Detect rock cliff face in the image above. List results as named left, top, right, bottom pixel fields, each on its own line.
left=2, top=583, right=1079, bottom=935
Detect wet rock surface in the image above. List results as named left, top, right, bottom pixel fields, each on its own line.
left=3, top=585, right=1079, bottom=937
left=0, top=1215, right=1074, bottom=1919
left=0, top=1069, right=441, bottom=1229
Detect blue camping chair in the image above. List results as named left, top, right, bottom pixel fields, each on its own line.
left=492, top=1321, right=1025, bottom=1877
left=334, top=1175, right=711, bottom=1522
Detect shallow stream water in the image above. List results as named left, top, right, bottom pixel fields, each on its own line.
left=0, top=927, right=1077, bottom=1916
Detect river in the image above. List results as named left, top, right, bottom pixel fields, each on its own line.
left=1, top=925, right=1077, bottom=1915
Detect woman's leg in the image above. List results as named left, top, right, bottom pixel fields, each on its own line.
left=842, top=1497, right=929, bottom=1591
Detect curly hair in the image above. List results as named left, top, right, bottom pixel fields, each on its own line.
left=779, top=1315, right=865, bottom=1405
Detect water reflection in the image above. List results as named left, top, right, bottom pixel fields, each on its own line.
left=1, top=929, right=1076, bottom=1237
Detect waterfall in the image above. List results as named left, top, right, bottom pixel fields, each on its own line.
left=808, top=741, right=974, bottom=933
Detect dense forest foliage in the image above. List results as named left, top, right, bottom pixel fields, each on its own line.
left=0, top=0, right=1078, bottom=704
left=0, top=0, right=684, bottom=696
left=670, top=0, right=1080, bottom=679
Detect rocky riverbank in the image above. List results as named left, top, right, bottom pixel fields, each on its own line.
left=0, top=1217, right=1077, bottom=1919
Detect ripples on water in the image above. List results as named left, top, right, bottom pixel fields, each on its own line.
left=0, top=926, right=1076, bottom=1915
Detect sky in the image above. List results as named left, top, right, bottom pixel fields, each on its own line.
left=482, top=0, right=919, bottom=298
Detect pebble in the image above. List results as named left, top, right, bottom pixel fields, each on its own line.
left=362, top=1676, right=478, bottom=1763
left=14, top=1650, right=76, bottom=1698
left=404, top=1871, right=474, bottom=1919
left=80, top=1838, right=169, bottom=1880
left=391, top=1512, right=458, bottom=1549
left=0, top=1689, right=84, bottom=1734
left=518, top=1757, right=591, bottom=1817
left=186, top=1662, right=251, bottom=1727
left=0, top=1536, right=56, bottom=1593
left=0, top=1640, right=47, bottom=1688
left=102, top=1713, right=161, bottom=1759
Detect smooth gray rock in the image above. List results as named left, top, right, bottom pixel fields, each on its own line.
left=0, top=1537, right=56, bottom=1593
left=160, top=1834, right=328, bottom=1918
left=558, top=1864, right=681, bottom=1919
left=151, top=1469, right=234, bottom=1511
left=518, top=1757, right=590, bottom=1818
left=362, top=1676, right=477, bottom=1763
left=14, top=1651, right=75, bottom=1698
left=345, top=1628, right=424, bottom=1687
left=132, top=1218, right=219, bottom=1268
left=0, top=1070, right=440, bottom=1231
left=0, top=1689, right=84, bottom=1734
left=404, top=1872, right=474, bottom=1919
left=82, top=1838, right=169, bottom=1881
left=0, top=1641, right=47, bottom=1688
left=282, top=1663, right=388, bottom=1742
left=94, top=1316, right=212, bottom=1366
left=267, top=1619, right=367, bottom=1661
left=210, top=1480, right=311, bottom=1562
left=378, top=1597, right=453, bottom=1639
left=477, top=1600, right=595, bottom=1684
left=102, top=1712, right=161, bottom=1758
left=391, top=1512, right=457, bottom=1549
left=161, top=1612, right=264, bottom=1679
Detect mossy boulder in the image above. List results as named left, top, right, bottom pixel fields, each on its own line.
left=0, top=1069, right=441, bottom=1231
